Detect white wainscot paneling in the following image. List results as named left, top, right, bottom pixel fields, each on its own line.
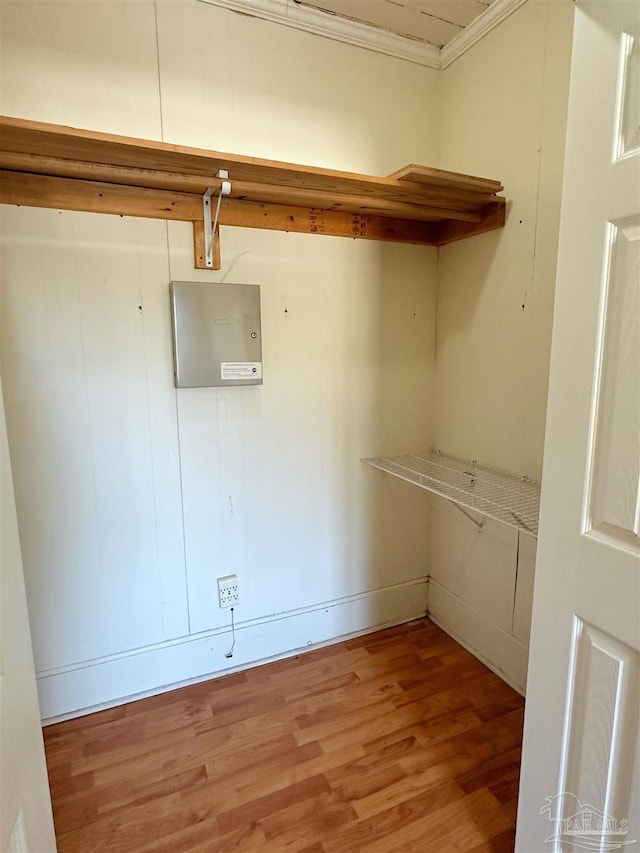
left=428, top=499, right=530, bottom=692
left=0, top=208, right=189, bottom=671
left=176, top=386, right=252, bottom=633
left=168, top=224, right=434, bottom=633
left=428, top=580, right=529, bottom=694
left=38, top=578, right=427, bottom=721
left=429, top=499, right=518, bottom=632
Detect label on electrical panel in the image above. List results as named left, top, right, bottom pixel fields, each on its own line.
left=221, top=362, right=263, bottom=381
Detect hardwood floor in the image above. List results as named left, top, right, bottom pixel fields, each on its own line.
left=43, top=619, right=525, bottom=852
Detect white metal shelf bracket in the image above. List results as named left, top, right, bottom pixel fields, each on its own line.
left=203, top=170, right=232, bottom=268
left=450, top=501, right=484, bottom=531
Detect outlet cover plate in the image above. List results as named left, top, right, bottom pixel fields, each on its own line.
left=217, top=574, right=239, bottom=608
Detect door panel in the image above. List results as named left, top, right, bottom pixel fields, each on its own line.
left=560, top=620, right=639, bottom=837
left=586, top=214, right=639, bottom=548
left=516, top=2, right=640, bottom=850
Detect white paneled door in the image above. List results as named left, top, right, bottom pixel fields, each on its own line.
left=516, top=2, right=640, bottom=851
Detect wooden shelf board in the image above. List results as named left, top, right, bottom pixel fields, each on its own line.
left=0, top=116, right=506, bottom=250
left=0, top=153, right=488, bottom=224
left=0, top=170, right=442, bottom=246
left=389, top=163, right=504, bottom=194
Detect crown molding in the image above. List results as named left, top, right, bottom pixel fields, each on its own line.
left=441, top=0, right=529, bottom=68
left=197, top=0, right=529, bottom=70
left=197, top=0, right=442, bottom=68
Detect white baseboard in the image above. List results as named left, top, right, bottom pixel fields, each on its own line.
left=427, top=578, right=529, bottom=695
left=39, top=578, right=427, bottom=723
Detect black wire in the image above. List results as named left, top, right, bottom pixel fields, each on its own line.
left=225, top=607, right=236, bottom=658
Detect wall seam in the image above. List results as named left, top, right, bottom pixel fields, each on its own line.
left=154, top=0, right=191, bottom=634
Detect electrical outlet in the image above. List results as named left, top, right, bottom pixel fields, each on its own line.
left=217, top=574, right=239, bottom=608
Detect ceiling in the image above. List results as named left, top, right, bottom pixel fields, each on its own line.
left=297, top=0, right=497, bottom=49
left=199, top=0, right=527, bottom=68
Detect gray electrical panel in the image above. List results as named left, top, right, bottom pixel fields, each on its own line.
left=171, top=281, right=262, bottom=388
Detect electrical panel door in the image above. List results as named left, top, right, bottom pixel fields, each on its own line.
left=171, top=281, right=262, bottom=388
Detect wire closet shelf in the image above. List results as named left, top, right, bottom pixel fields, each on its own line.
left=363, top=450, right=541, bottom=537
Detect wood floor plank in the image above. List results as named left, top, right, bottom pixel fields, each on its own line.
left=258, top=789, right=358, bottom=850
left=360, top=787, right=513, bottom=853
left=308, top=698, right=444, bottom=757
left=321, top=781, right=468, bottom=853
left=328, top=760, right=407, bottom=803
left=465, top=827, right=518, bottom=853
left=56, top=790, right=191, bottom=853
left=264, top=646, right=371, bottom=692
left=44, top=619, right=524, bottom=852
left=135, top=816, right=267, bottom=853
left=53, top=765, right=209, bottom=837
left=220, top=743, right=367, bottom=812
left=83, top=721, right=233, bottom=783
left=215, top=774, right=332, bottom=836
left=353, top=753, right=478, bottom=820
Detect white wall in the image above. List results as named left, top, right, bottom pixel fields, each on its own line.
left=0, top=0, right=577, bottom=716
left=0, top=381, right=57, bottom=852
left=0, top=0, right=438, bottom=719
left=428, top=0, right=575, bottom=691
